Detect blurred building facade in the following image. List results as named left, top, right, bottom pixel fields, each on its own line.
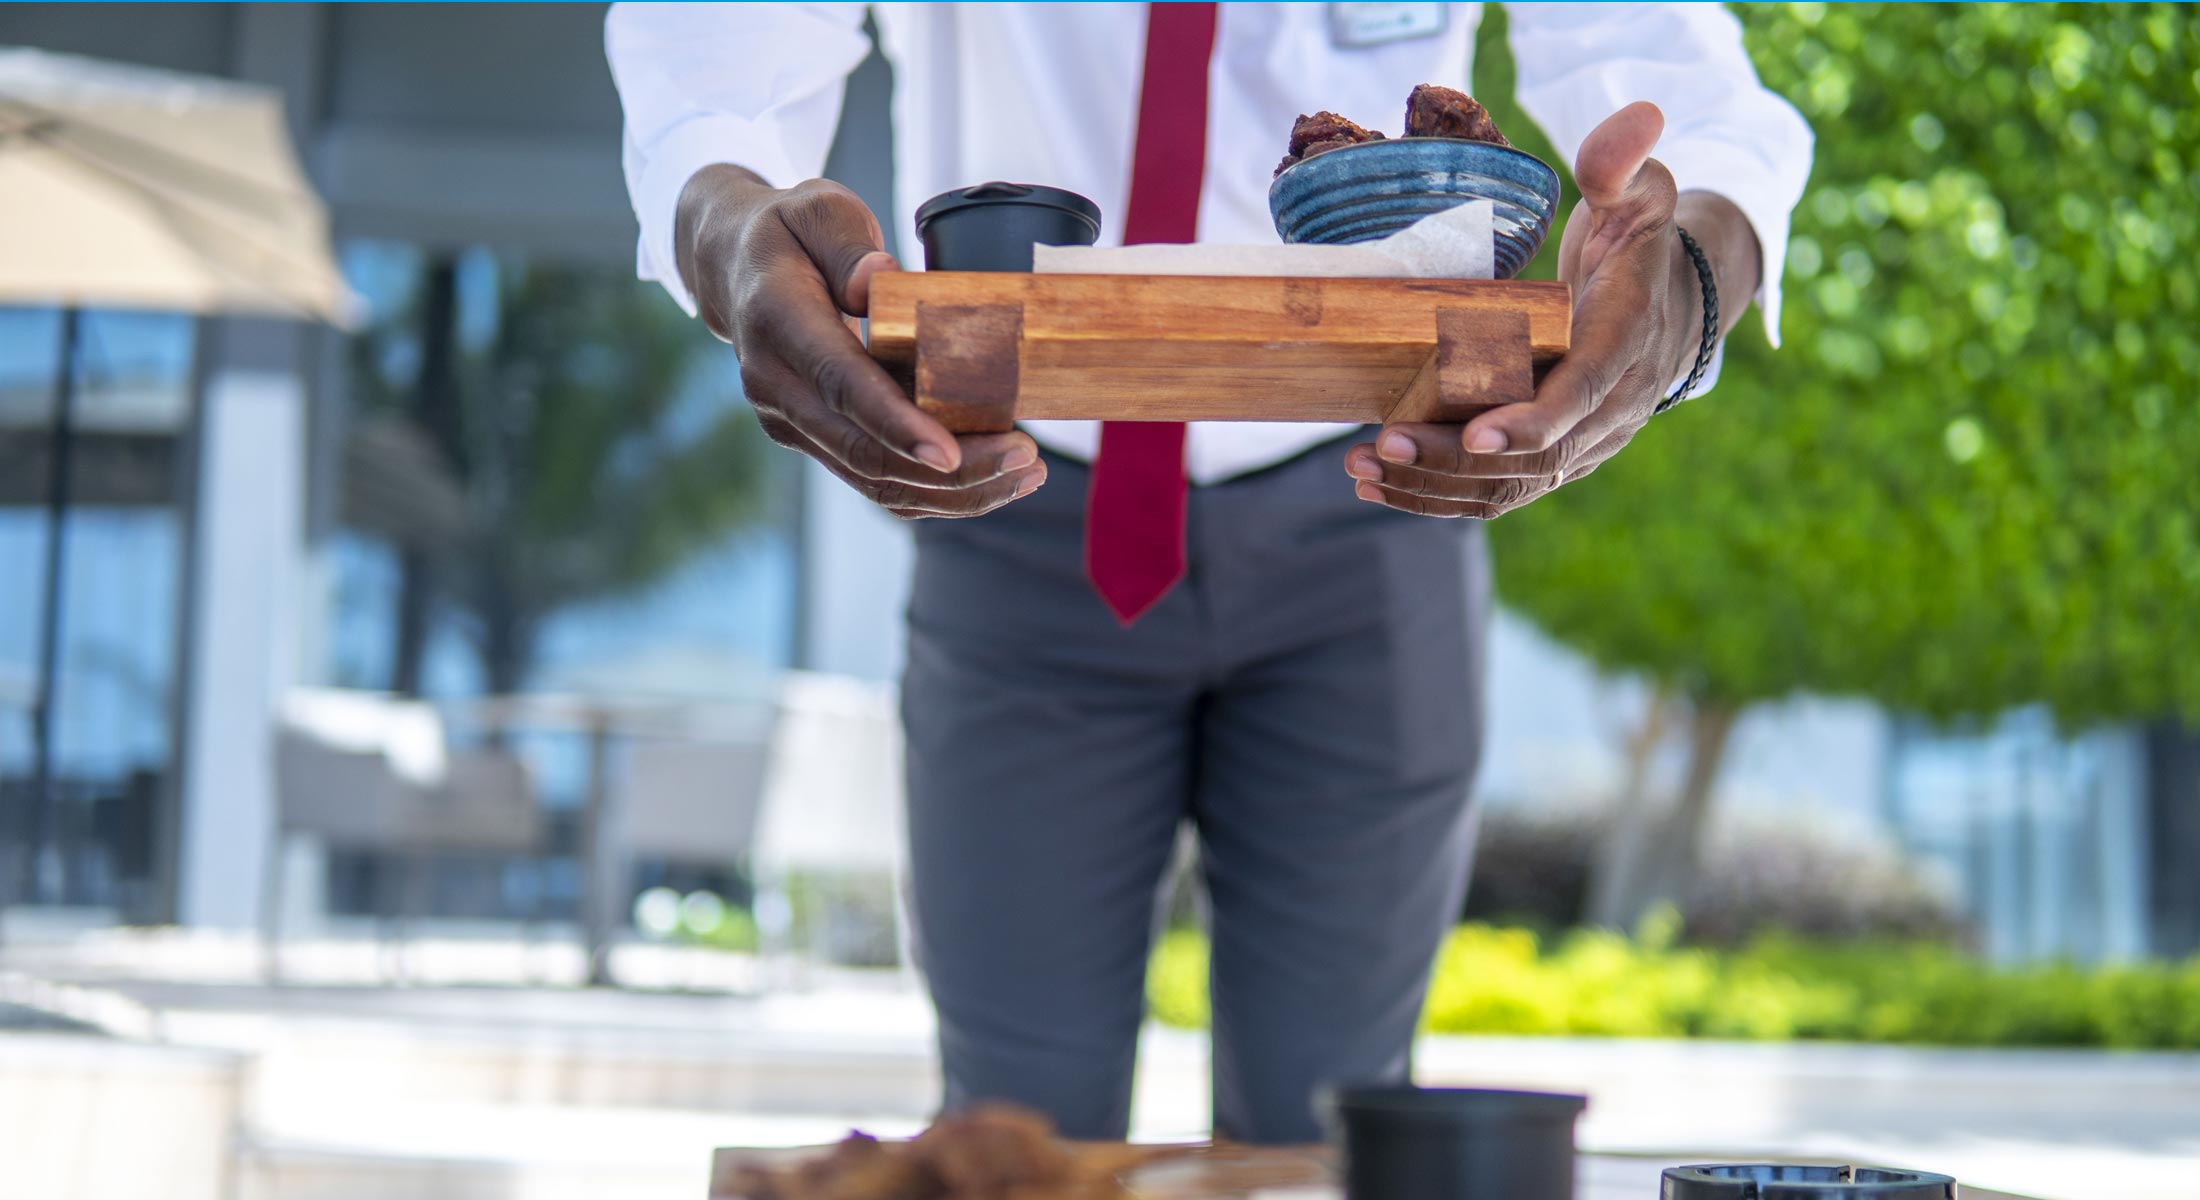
left=0, top=3, right=2190, bottom=962
left=0, top=2, right=812, bottom=934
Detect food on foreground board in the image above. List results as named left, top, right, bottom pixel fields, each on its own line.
left=1275, top=110, right=1386, bottom=176
left=1274, top=83, right=1512, bottom=177
left=1403, top=82, right=1510, bottom=146
left=727, top=1106, right=1122, bottom=1200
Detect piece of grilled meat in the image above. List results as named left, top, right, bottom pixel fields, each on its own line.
left=1403, top=83, right=1510, bottom=146
left=1274, top=87, right=1511, bottom=179
left=725, top=1106, right=1102, bottom=1200
left=1275, top=109, right=1386, bottom=176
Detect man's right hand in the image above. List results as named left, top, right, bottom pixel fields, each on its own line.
left=675, top=164, right=1046, bottom=518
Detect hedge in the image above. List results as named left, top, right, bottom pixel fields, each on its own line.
left=1146, top=918, right=2200, bottom=1050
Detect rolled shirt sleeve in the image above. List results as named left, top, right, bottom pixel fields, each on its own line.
left=1505, top=1, right=1814, bottom=372
left=605, top=2, right=872, bottom=314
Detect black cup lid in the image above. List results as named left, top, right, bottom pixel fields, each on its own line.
left=1329, top=1085, right=1588, bottom=1124
left=915, top=182, right=1102, bottom=232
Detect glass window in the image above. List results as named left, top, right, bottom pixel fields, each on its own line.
left=313, top=242, right=797, bottom=919
left=0, top=305, right=196, bottom=914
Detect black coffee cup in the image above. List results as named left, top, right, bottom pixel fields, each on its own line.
left=1661, top=1164, right=1957, bottom=1199
left=915, top=182, right=1102, bottom=272
left=1327, top=1085, right=1585, bottom=1200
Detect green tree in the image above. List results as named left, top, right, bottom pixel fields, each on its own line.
left=350, top=256, right=777, bottom=695
left=1476, top=3, right=2200, bottom=928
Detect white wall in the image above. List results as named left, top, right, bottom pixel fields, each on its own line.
left=1474, top=609, right=1890, bottom=829
left=0, top=1032, right=243, bottom=1200
left=797, top=460, right=913, bottom=683
left=175, top=369, right=303, bottom=929
left=1887, top=715, right=2152, bottom=963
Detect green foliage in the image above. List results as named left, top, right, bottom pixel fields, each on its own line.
left=468, top=264, right=773, bottom=618
left=1148, top=927, right=1212, bottom=1030
left=351, top=259, right=777, bottom=688
left=678, top=904, right=761, bottom=954
left=1476, top=4, right=2200, bottom=723
left=1146, top=921, right=2200, bottom=1049
left=774, top=870, right=905, bottom=968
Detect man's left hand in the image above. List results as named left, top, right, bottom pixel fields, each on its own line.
left=1345, top=101, right=1761, bottom=518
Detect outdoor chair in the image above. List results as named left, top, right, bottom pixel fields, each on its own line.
left=264, top=721, right=436, bottom=980
left=751, top=672, right=909, bottom=974
left=264, top=689, right=544, bottom=982
left=617, top=737, right=772, bottom=883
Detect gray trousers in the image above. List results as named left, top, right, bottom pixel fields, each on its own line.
left=901, top=432, right=1490, bottom=1144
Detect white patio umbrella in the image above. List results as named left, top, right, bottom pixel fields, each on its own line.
left=0, top=47, right=357, bottom=903
left=0, top=48, right=356, bottom=319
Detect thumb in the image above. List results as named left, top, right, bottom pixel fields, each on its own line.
left=783, top=180, right=900, bottom=316
left=1574, top=101, right=1666, bottom=215
left=840, top=250, right=899, bottom=318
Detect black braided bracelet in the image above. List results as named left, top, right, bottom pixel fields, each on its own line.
left=1658, top=226, right=1718, bottom=414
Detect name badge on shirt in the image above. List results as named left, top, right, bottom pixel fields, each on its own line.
left=1328, top=2, right=1447, bottom=48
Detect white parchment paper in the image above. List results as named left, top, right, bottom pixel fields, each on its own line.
left=1032, top=199, right=1495, bottom=280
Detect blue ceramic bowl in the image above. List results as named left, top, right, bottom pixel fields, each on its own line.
left=1661, top=1164, right=1956, bottom=1200
left=1268, top=138, right=1562, bottom=280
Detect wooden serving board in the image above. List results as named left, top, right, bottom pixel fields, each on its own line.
left=710, top=1143, right=2038, bottom=1200
left=865, top=273, right=1571, bottom=432
left=708, top=1141, right=1328, bottom=1200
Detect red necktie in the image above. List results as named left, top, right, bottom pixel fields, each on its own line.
left=1085, top=1, right=1217, bottom=625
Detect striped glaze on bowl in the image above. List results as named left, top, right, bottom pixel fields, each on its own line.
left=1268, top=137, right=1562, bottom=280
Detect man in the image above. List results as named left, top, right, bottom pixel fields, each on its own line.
left=608, top=2, right=1809, bottom=1143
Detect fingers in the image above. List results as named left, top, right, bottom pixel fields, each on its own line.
left=1348, top=438, right=1545, bottom=507
left=1566, top=104, right=1679, bottom=281
left=1574, top=101, right=1665, bottom=213
left=1362, top=427, right=1565, bottom=478
left=743, top=181, right=953, bottom=473
left=697, top=174, right=1042, bottom=520
left=1350, top=479, right=1506, bottom=520
left=1345, top=409, right=1644, bottom=520
left=830, top=448, right=1049, bottom=518
left=1449, top=102, right=1684, bottom=473
left=874, top=463, right=1050, bottom=519
left=1555, top=197, right=1588, bottom=287
left=1346, top=105, right=1692, bottom=522
left=1355, top=459, right=1546, bottom=508
left=1563, top=424, right=1638, bottom=481
left=1460, top=305, right=1641, bottom=455
left=756, top=270, right=964, bottom=473
left=777, top=179, right=899, bottom=317
left=752, top=356, right=1035, bottom=484
left=1366, top=313, right=1660, bottom=479
left=843, top=252, right=899, bottom=317
left=767, top=414, right=1047, bottom=517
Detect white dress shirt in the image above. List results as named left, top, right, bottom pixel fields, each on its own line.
left=608, top=2, right=1811, bottom=485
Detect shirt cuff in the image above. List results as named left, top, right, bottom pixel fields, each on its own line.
left=1652, top=137, right=1796, bottom=350
left=631, top=114, right=812, bottom=316
left=1669, top=336, right=1725, bottom=402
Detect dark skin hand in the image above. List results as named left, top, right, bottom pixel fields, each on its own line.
left=1344, top=101, right=1765, bottom=518
left=675, top=164, right=1045, bottom=518
left=682, top=103, right=1753, bottom=523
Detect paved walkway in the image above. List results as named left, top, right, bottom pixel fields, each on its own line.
left=5, top=928, right=2196, bottom=1200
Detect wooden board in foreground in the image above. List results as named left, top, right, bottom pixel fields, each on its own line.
left=710, top=1143, right=2040, bottom=1200
left=866, top=273, right=1572, bottom=432
left=709, top=1141, right=1319, bottom=1200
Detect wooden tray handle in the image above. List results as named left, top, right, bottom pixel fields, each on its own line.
left=1383, top=309, right=1535, bottom=426
left=915, top=301, right=1023, bottom=434
left=912, top=297, right=1543, bottom=433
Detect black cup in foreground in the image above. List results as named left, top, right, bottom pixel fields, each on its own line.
left=1661, top=1164, right=1957, bottom=1200
left=915, top=182, right=1101, bottom=272
left=1328, top=1085, right=1585, bottom=1200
